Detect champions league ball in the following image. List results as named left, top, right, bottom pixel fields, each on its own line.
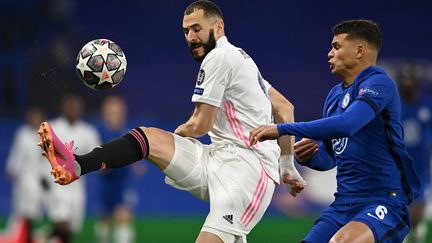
left=76, top=39, right=127, bottom=90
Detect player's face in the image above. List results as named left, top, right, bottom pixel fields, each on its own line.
left=328, top=34, right=359, bottom=77
left=183, top=9, right=217, bottom=62
left=102, top=98, right=127, bottom=130
left=62, top=98, right=83, bottom=123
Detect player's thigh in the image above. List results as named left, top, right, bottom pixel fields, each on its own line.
left=140, top=126, right=175, bottom=170
left=204, top=147, right=275, bottom=237
left=350, top=203, right=410, bottom=243
left=164, top=134, right=209, bottom=200
left=302, top=201, right=366, bottom=243
left=329, top=221, right=374, bottom=243
left=302, top=217, right=341, bottom=243
left=409, top=200, right=425, bottom=227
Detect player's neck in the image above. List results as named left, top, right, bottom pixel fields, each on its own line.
left=343, top=62, right=375, bottom=86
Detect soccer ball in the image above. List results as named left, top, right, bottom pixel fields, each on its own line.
left=76, top=39, right=127, bottom=90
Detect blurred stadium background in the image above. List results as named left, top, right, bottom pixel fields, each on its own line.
left=1, top=0, right=432, bottom=242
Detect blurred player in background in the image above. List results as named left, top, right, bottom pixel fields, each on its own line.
left=397, top=65, right=432, bottom=243
left=250, top=19, right=421, bottom=242
left=46, top=94, right=100, bottom=243
left=95, top=95, right=143, bottom=243
left=38, top=1, right=306, bottom=242
left=6, top=107, right=51, bottom=242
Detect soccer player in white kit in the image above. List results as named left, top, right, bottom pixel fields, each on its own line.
left=38, top=1, right=306, bottom=242
left=47, top=94, right=101, bottom=242
left=6, top=108, right=51, bottom=241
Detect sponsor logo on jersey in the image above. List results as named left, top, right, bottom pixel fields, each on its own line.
left=197, top=69, right=205, bottom=85
left=194, top=87, right=204, bottom=95
left=223, top=214, right=233, bottom=224
left=342, top=93, right=350, bottom=109
left=331, top=137, right=348, bottom=154
left=359, top=87, right=379, bottom=97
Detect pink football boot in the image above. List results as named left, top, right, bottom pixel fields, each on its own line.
left=38, top=121, right=79, bottom=185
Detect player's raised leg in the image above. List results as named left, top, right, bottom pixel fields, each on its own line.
left=39, top=122, right=180, bottom=184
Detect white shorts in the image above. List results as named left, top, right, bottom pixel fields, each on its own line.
left=12, top=179, right=46, bottom=219
left=46, top=180, right=85, bottom=232
left=164, top=135, right=275, bottom=238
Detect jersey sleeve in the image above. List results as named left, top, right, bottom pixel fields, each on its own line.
left=277, top=99, right=376, bottom=140
left=191, top=49, right=231, bottom=107
left=355, top=75, right=395, bottom=114
left=306, top=141, right=336, bottom=171
left=263, top=78, right=272, bottom=92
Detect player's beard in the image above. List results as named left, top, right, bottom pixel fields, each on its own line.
left=189, top=29, right=217, bottom=63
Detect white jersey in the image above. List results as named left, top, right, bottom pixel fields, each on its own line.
left=47, top=117, right=101, bottom=232
left=6, top=125, right=52, bottom=218
left=192, top=36, right=280, bottom=182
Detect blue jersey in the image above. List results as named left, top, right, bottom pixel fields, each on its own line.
left=98, top=124, right=131, bottom=180
left=278, top=66, right=421, bottom=205
left=401, top=98, right=432, bottom=186
left=97, top=123, right=134, bottom=212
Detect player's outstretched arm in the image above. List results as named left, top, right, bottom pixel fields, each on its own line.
left=174, top=102, right=218, bottom=138
left=249, top=124, right=279, bottom=145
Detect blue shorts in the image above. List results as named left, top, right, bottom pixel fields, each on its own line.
left=100, top=168, right=131, bottom=214
left=302, top=202, right=411, bottom=243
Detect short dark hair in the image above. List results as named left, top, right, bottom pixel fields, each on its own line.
left=332, top=19, right=382, bottom=52
left=184, top=0, right=224, bottom=20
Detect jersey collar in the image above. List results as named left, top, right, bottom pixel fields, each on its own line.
left=216, top=36, right=229, bottom=48
left=354, top=66, right=387, bottom=84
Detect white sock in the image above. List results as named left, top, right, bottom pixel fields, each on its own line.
left=74, top=161, right=82, bottom=176
left=113, top=224, right=134, bottom=243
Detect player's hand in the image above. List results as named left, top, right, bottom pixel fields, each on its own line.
left=281, top=174, right=306, bottom=197
left=279, top=155, right=306, bottom=197
left=249, top=124, right=279, bottom=145
left=294, top=138, right=319, bottom=165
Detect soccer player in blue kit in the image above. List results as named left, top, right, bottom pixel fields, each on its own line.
left=250, top=19, right=422, bottom=242
left=397, top=66, right=432, bottom=243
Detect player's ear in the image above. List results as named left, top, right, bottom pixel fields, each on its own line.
left=215, top=18, right=224, bottom=36
left=356, top=43, right=366, bottom=59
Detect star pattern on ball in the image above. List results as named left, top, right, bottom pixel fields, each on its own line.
left=77, top=54, right=92, bottom=77
left=95, top=62, right=117, bottom=85
left=119, top=55, right=127, bottom=72
left=92, top=41, right=117, bottom=61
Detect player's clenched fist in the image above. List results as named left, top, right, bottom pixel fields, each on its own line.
left=294, top=138, right=319, bottom=164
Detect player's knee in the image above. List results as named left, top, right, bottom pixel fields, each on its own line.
left=329, top=233, right=349, bottom=243
left=138, top=126, right=148, bottom=133
left=140, top=126, right=160, bottom=140
left=114, top=206, right=132, bottom=224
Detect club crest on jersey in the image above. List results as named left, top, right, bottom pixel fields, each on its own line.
left=342, top=93, right=350, bottom=109
left=197, top=69, right=205, bottom=85
left=332, top=137, right=348, bottom=154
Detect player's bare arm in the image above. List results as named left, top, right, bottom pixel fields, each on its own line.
left=174, top=102, right=218, bottom=138
left=268, top=87, right=295, bottom=154
left=268, top=87, right=306, bottom=196
left=294, top=138, right=319, bottom=164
